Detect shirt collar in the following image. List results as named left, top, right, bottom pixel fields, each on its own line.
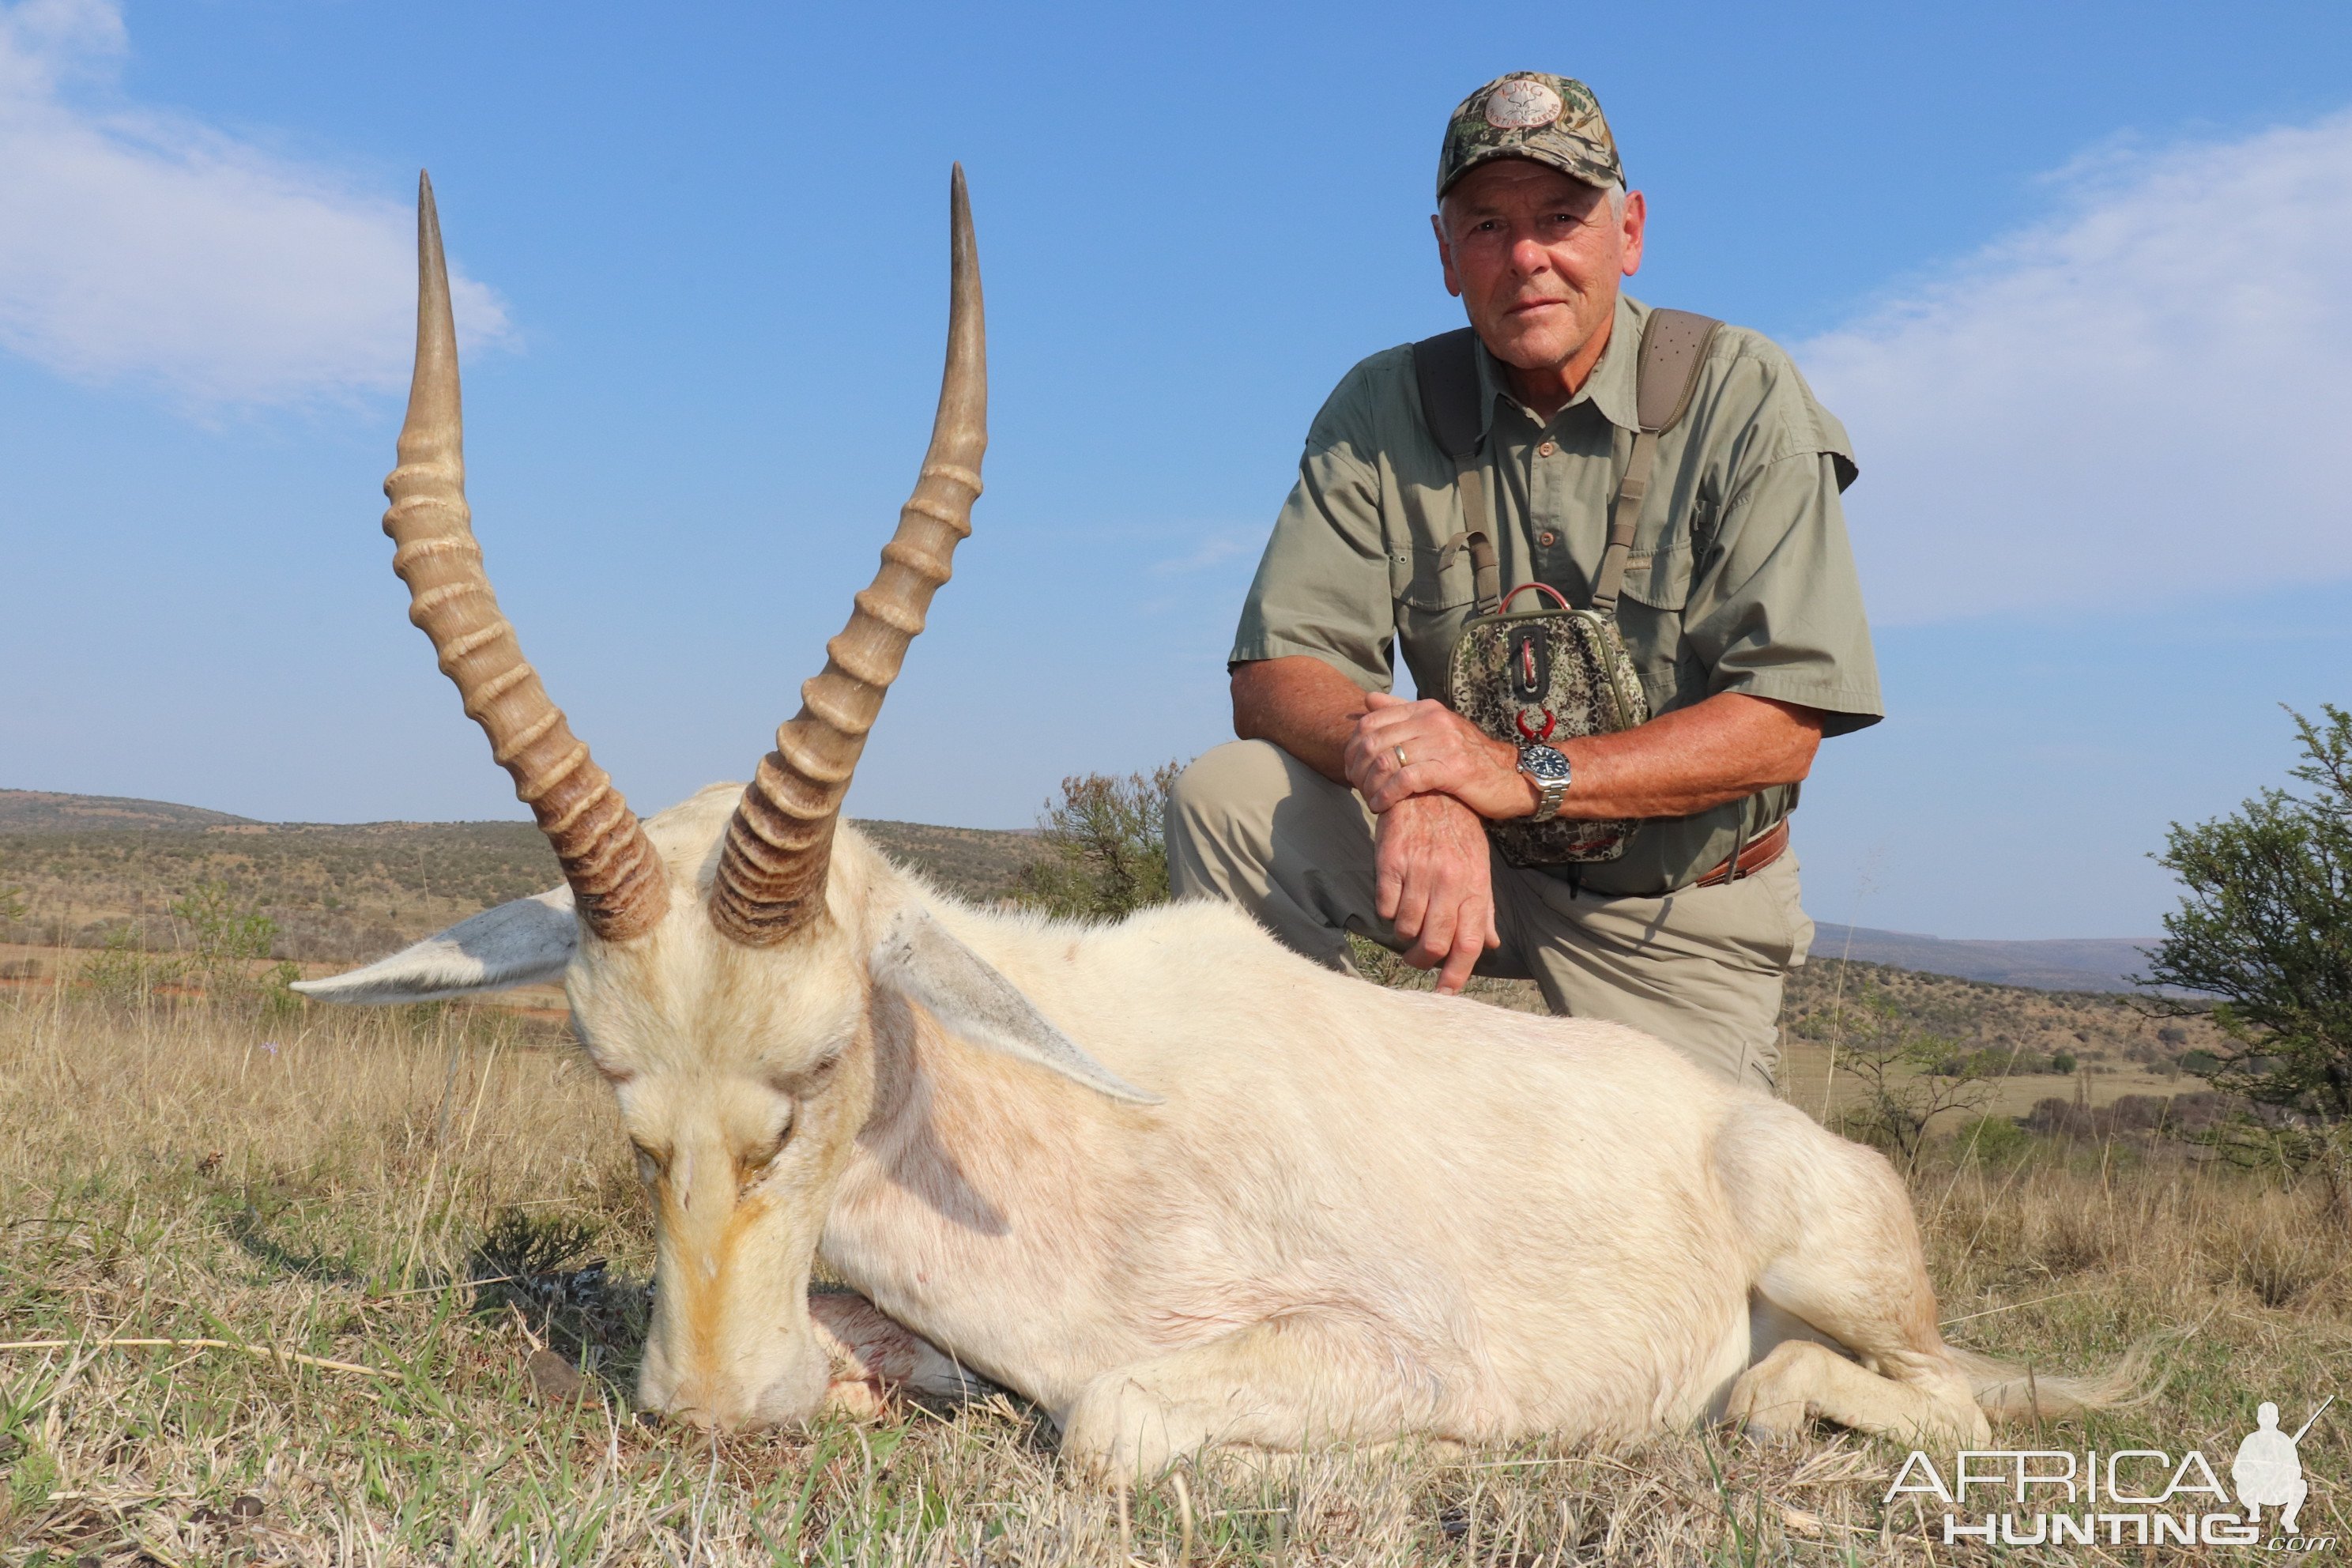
left=1471, top=292, right=1646, bottom=440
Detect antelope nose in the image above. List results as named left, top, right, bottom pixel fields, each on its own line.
left=660, top=1381, right=757, bottom=1431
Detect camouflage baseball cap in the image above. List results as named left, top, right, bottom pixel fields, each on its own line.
left=1436, top=72, right=1623, bottom=200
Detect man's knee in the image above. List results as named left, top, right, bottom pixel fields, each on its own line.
left=1167, top=740, right=1296, bottom=898
left=1167, top=740, right=1308, bottom=862
left=1169, top=741, right=1296, bottom=830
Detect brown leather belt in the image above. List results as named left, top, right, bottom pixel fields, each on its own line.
left=1694, top=817, right=1788, bottom=888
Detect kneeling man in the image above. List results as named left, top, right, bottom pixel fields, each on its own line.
left=1168, top=72, right=1882, bottom=1089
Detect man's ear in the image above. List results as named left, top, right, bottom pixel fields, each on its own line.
left=869, top=906, right=1161, bottom=1106
left=1619, top=187, right=1646, bottom=276
left=1431, top=209, right=1463, bottom=297
left=291, top=888, right=576, bottom=1004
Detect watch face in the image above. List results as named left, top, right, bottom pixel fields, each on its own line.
left=1518, top=744, right=1572, bottom=783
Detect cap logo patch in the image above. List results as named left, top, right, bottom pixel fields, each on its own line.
left=1483, top=79, right=1562, bottom=130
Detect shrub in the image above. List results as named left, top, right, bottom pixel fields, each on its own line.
left=2141, top=703, right=2352, bottom=1202
left=1951, top=1114, right=2034, bottom=1166
left=170, top=880, right=278, bottom=1000
left=1830, top=988, right=1997, bottom=1170
left=1012, top=763, right=1185, bottom=922
left=80, top=924, right=182, bottom=1006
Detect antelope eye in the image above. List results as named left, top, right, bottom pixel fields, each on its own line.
left=738, top=1114, right=793, bottom=1189
left=765, top=1051, right=842, bottom=1098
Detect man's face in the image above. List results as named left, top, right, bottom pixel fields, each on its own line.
left=1433, top=160, right=1645, bottom=377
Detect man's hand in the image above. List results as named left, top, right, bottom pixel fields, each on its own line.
left=1374, top=792, right=1500, bottom=993
left=1347, top=692, right=1536, bottom=820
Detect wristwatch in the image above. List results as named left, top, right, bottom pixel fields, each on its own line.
left=1516, top=743, right=1573, bottom=820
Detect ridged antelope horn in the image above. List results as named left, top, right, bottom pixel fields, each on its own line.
left=382, top=172, right=669, bottom=943
left=709, top=164, right=986, bottom=946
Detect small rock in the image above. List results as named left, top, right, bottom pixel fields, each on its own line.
left=230, top=1493, right=265, bottom=1519
left=190, top=1503, right=218, bottom=1524
left=526, top=1347, right=586, bottom=1401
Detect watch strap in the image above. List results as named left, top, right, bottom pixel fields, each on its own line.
left=1517, top=744, right=1572, bottom=820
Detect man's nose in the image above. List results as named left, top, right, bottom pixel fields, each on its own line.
left=1508, top=234, right=1551, bottom=276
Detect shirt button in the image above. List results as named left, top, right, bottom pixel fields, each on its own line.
left=1536, top=441, right=1556, bottom=457
left=1538, top=530, right=1558, bottom=547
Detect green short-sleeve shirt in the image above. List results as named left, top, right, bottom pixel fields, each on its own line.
left=1231, top=292, right=1883, bottom=897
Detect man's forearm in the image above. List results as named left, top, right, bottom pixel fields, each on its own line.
left=1555, top=693, right=1822, bottom=819
left=1231, top=657, right=1373, bottom=783
left=1241, top=658, right=1822, bottom=823
left=1351, top=688, right=1824, bottom=822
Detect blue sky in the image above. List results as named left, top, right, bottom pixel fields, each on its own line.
left=2, top=1, right=2347, bottom=940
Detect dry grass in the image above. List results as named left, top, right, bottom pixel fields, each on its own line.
left=4, top=982, right=2351, bottom=1566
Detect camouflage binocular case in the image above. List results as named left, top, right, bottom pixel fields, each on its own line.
left=1444, top=552, right=1648, bottom=866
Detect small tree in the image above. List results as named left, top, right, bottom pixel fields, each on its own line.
left=1013, top=763, right=1185, bottom=922
left=169, top=880, right=280, bottom=1001
left=1834, top=988, right=1997, bottom=1170
left=2140, top=706, right=2352, bottom=1121
left=0, top=851, right=25, bottom=929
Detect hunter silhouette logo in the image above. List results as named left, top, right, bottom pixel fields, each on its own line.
left=1886, top=1396, right=2335, bottom=1550
left=2234, top=1397, right=2328, bottom=1533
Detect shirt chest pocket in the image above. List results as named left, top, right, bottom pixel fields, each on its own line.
left=1612, top=539, right=1703, bottom=713
left=1614, top=480, right=1715, bottom=612
left=1389, top=542, right=1475, bottom=611
left=1615, top=540, right=1694, bottom=612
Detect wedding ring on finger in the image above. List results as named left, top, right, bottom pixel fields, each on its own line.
left=1393, top=744, right=1409, bottom=771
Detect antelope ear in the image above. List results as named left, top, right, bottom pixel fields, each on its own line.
left=869, top=906, right=1161, bottom=1106
left=292, top=887, right=577, bottom=1004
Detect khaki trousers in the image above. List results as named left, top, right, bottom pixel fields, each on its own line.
left=1165, top=740, right=1814, bottom=1091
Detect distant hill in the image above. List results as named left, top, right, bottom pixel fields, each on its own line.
left=0, top=790, right=258, bottom=832
left=1812, top=924, right=2157, bottom=993
left=0, top=789, right=1039, bottom=963
left=852, top=820, right=1037, bottom=904
left=0, top=808, right=563, bottom=963
left=6, top=790, right=2170, bottom=993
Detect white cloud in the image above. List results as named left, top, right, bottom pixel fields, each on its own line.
left=1797, top=111, right=2352, bottom=624
left=1151, top=530, right=1257, bottom=576
left=0, top=0, right=508, bottom=410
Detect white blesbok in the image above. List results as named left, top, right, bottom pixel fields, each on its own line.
left=300, top=168, right=2119, bottom=1476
